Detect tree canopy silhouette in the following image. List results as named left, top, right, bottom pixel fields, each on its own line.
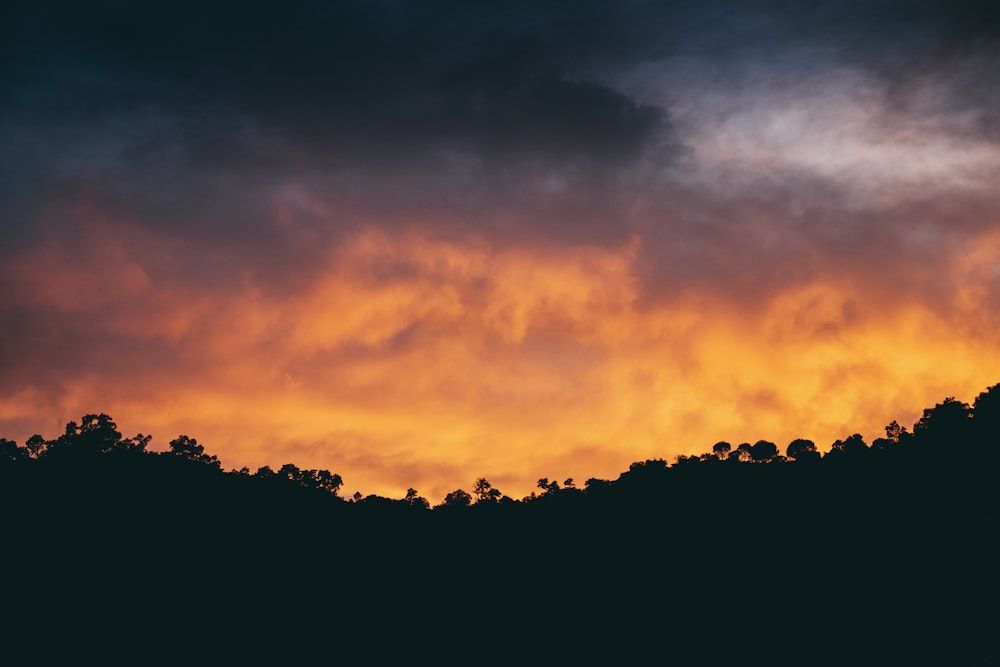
left=5, top=383, right=1000, bottom=666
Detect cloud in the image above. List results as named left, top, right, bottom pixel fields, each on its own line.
left=2, top=215, right=999, bottom=500
left=2, top=2, right=672, bottom=162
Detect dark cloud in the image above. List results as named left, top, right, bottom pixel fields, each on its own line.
left=1, top=1, right=670, bottom=162
left=2, top=0, right=999, bottom=279
left=0, top=1, right=691, bottom=267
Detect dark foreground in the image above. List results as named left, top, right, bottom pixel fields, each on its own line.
left=4, top=453, right=999, bottom=665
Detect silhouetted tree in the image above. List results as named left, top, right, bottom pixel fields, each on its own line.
left=405, top=488, right=430, bottom=510
left=537, top=478, right=560, bottom=495
left=473, top=477, right=502, bottom=503
left=730, top=443, right=752, bottom=463
left=972, top=383, right=1000, bottom=453
left=168, top=435, right=221, bottom=468
left=674, top=454, right=701, bottom=466
left=786, top=438, right=819, bottom=462
left=275, top=463, right=343, bottom=495
left=0, top=438, right=25, bottom=463
left=750, top=440, right=778, bottom=463
left=440, top=488, right=472, bottom=508
left=885, top=420, right=908, bottom=443
left=279, top=463, right=302, bottom=482
left=584, top=477, right=610, bottom=492
left=125, top=433, right=152, bottom=453
left=310, top=469, right=344, bottom=495
left=871, top=420, right=911, bottom=453
left=41, top=414, right=149, bottom=460
left=618, top=459, right=671, bottom=491
left=826, top=433, right=868, bottom=461
left=24, top=434, right=47, bottom=459
left=712, top=441, right=732, bottom=460
left=913, top=397, right=971, bottom=454
left=632, top=459, right=668, bottom=473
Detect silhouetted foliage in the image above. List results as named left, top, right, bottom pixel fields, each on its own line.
left=276, top=463, right=344, bottom=495
left=39, top=413, right=150, bottom=461
left=5, top=386, right=1000, bottom=666
left=584, top=477, right=611, bottom=492
left=913, top=397, right=971, bottom=455
left=712, top=441, right=732, bottom=460
left=973, top=383, right=1000, bottom=453
left=749, top=439, right=778, bottom=463
left=405, top=487, right=431, bottom=510
left=826, top=433, right=868, bottom=462
left=731, top=442, right=752, bottom=463
left=0, top=438, right=25, bottom=463
left=440, top=488, right=472, bottom=508
left=885, top=419, right=909, bottom=443
left=536, top=477, right=561, bottom=495
left=168, top=435, right=221, bottom=468
left=786, top=438, right=819, bottom=462
left=24, top=434, right=46, bottom=459
left=473, top=477, right=502, bottom=503
left=626, top=459, right=668, bottom=474
left=674, top=453, right=701, bottom=466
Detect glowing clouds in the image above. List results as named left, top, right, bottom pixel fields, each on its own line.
left=3, top=217, right=1000, bottom=502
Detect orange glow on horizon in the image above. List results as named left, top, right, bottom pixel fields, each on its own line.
left=2, top=220, right=999, bottom=502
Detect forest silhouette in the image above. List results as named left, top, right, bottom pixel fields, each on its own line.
left=4, top=383, right=1000, bottom=664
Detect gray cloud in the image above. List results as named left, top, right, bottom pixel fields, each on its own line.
left=3, top=0, right=999, bottom=294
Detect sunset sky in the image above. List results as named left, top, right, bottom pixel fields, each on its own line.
left=3, top=1, right=1000, bottom=501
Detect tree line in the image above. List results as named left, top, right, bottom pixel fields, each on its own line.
left=2, top=383, right=999, bottom=508
left=4, top=382, right=999, bottom=666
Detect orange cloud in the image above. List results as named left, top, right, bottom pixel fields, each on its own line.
left=2, top=218, right=999, bottom=502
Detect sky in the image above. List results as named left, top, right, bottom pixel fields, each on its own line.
left=2, top=0, right=1000, bottom=501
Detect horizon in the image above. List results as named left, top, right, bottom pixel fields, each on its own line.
left=4, top=382, right=996, bottom=502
